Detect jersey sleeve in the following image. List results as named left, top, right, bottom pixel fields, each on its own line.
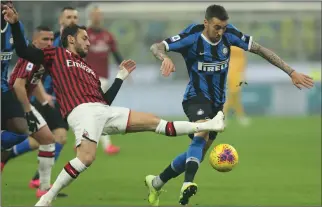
left=225, top=24, right=253, bottom=51
left=162, top=28, right=197, bottom=52
left=15, top=58, right=33, bottom=79
left=42, top=47, right=56, bottom=68
left=18, top=21, right=29, bottom=45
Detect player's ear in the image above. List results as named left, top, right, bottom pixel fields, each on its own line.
left=203, top=19, right=208, bottom=27
left=67, top=35, right=75, bottom=45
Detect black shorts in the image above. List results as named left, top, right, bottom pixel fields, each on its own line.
left=32, top=100, right=69, bottom=131
left=1, top=89, right=25, bottom=129
left=182, top=94, right=223, bottom=140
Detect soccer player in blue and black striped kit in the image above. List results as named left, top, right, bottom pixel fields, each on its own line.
left=145, top=4, right=314, bottom=206
left=1, top=1, right=29, bottom=151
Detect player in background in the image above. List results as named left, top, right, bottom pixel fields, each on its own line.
left=223, top=46, right=250, bottom=126
left=3, top=6, right=226, bottom=205
left=1, top=0, right=29, bottom=151
left=86, top=6, right=124, bottom=155
left=2, top=25, right=68, bottom=197
left=7, top=25, right=57, bottom=198
left=146, top=4, right=314, bottom=206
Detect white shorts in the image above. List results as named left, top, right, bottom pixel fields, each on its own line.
left=31, top=105, right=47, bottom=130
left=67, top=103, right=130, bottom=147
left=99, top=77, right=109, bottom=93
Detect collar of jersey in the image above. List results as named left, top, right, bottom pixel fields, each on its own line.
left=1, top=22, right=9, bottom=34
left=201, top=33, right=221, bottom=46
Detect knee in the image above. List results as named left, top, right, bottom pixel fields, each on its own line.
left=78, top=151, right=96, bottom=167
left=194, top=132, right=209, bottom=139
left=54, top=134, right=67, bottom=145
left=53, top=129, right=67, bottom=145
left=35, top=131, right=55, bottom=145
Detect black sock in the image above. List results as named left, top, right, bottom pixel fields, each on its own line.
left=32, top=170, right=40, bottom=180
left=159, top=164, right=180, bottom=183
left=184, top=161, right=199, bottom=182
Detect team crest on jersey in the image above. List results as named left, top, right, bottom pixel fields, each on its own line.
left=170, top=35, right=181, bottom=42
left=82, top=129, right=90, bottom=139
left=9, top=37, right=14, bottom=45
left=241, top=35, right=246, bottom=42
left=222, top=46, right=228, bottom=55
left=26, top=62, right=34, bottom=71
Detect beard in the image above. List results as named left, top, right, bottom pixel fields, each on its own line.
left=75, top=44, right=87, bottom=58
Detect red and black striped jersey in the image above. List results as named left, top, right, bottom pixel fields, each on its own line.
left=9, top=58, right=45, bottom=98
left=40, top=47, right=107, bottom=118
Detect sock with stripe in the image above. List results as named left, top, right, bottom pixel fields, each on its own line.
left=155, top=120, right=214, bottom=136
left=43, top=157, right=87, bottom=201
left=38, top=144, right=55, bottom=191
left=31, top=142, right=64, bottom=182
left=184, top=136, right=206, bottom=183
left=152, top=152, right=187, bottom=190
left=13, top=138, right=33, bottom=156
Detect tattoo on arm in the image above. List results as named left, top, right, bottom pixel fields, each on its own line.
left=249, top=41, right=294, bottom=76
left=150, top=42, right=169, bottom=61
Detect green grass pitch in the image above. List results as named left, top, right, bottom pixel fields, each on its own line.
left=1, top=116, right=321, bottom=206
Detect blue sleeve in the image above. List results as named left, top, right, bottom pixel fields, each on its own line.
left=225, top=24, right=252, bottom=51
left=53, top=36, right=61, bottom=47
left=162, top=24, right=197, bottom=52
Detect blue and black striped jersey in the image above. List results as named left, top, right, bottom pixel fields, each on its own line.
left=163, top=23, right=252, bottom=106
left=1, top=21, right=27, bottom=92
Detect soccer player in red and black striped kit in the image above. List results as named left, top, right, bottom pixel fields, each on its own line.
left=8, top=25, right=56, bottom=198
left=4, top=5, right=225, bottom=205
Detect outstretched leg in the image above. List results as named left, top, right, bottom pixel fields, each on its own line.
left=124, top=110, right=224, bottom=135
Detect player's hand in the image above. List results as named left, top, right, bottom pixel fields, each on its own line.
left=161, top=57, right=175, bottom=77
left=290, top=71, right=314, bottom=90
left=45, top=94, right=55, bottom=108
left=1, top=4, right=18, bottom=24
left=120, top=59, right=136, bottom=73
left=117, top=59, right=136, bottom=80
left=25, top=111, right=40, bottom=134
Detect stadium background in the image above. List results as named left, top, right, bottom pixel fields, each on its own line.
left=1, top=1, right=321, bottom=206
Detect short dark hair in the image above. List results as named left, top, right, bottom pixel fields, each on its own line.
left=61, top=6, right=76, bottom=13
left=35, top=25, right=52, bottom=32
left=205, top=4, right=229, bottom=21
left=61, top=24, right=86, bottom=48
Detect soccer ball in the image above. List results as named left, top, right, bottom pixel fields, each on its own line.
left=209, top=144, right=239, bottom=172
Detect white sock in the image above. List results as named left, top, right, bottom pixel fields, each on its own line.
left=100, top=134, right=111, bottom=149
left=152, top=175, right=164, bottom=190
left=38, top=144, right=55, bottom=191
left=44, top=157, right=87, bottom=201
left=155, top=120, right=213, bottom=136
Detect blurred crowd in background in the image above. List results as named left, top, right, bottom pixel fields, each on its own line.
left=9, top=1, right=322, bottom=117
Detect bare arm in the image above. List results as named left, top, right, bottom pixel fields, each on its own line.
left=13, top=78, right=31, bottom=112
left=249, top=40, right=314, bottom=89
left=249, top=41, right=294, bottom=76
left=150, top=42, right=170, bottom=61
left=150, top=42, right=176, bottom=77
